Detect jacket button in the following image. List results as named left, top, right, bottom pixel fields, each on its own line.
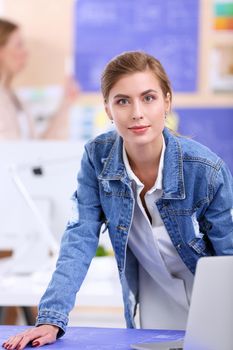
left=177, top=243, right=182, bottom=249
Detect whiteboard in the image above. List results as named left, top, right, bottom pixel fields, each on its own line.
left=74, top=0, right=199, bottom=92
left=176, top=107, right=233, bottom=173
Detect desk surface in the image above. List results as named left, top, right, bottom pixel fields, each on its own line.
left=0, top=326, right=185, bottom=349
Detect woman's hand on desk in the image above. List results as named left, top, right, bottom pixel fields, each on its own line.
left=2, top=324, right=59, bottom=349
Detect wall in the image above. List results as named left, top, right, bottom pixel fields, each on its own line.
left=3, top=0, right=73, bottom=86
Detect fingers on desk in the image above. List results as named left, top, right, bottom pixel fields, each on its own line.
left=2, top=333, right=23, bottom=349
left=2, top=325, right=58, bottom=349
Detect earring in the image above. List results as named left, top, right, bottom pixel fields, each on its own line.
left=165, top=112, right=168, bottom=119
left=110, top=119, right=114, bottom=124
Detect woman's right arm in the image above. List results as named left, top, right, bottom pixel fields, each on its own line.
left=2, top=143, right=104, bottom=349
left=39, top=77, right=80, bottom=140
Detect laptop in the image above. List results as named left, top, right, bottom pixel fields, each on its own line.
left=131, top=256, right=233, bottom=350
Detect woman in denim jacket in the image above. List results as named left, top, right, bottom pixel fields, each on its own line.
left=3, top=51, right=233, bottom=349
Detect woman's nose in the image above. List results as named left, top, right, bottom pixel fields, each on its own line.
left=132, top=115, right=143, bottom=120
left=131, top=101, right=143, bottom=120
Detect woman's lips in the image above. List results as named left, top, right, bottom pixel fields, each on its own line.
left=128, top=125, right=150, bottom=134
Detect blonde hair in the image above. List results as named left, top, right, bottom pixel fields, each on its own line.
left=101, top=51, right=172, bottom=103
left=0, top=18, right=19, bottom=47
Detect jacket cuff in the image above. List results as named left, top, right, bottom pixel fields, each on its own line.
left=35, top=309, right=68, bottom=338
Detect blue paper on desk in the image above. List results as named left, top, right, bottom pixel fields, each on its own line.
left=0, top=326, right=184, bottom=349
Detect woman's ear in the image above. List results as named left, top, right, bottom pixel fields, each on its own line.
left=165, top=92, right=171, bottom=112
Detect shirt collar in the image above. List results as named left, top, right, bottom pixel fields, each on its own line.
left=123, top=136, right=166, bottom=191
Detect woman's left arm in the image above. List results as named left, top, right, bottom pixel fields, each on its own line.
left=205, top=161, right=233, bottom=255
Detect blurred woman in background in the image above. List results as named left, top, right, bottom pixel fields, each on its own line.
left=0, top=18, right=79, bottom=140
left=0, top=17, right=79, bottom=326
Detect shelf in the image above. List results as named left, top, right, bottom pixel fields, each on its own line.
left=210, top=31, right=233, bottom=45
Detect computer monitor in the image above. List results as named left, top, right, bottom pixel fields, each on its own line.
left=0, top=141, right=84, bottom=274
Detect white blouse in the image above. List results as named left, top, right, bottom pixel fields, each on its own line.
left=123, top=138, right=194, bottom=330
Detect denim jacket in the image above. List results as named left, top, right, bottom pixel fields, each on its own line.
left=36, top=128, right=233, bottom=336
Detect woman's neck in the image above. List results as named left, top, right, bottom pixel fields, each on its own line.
left=125, top=135, right=163, bottom=169
left=124, top=134, right=164, bottom=188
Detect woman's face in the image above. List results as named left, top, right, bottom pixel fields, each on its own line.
left=105, top=70, right=170, bottom=149
left=0, top=29, right=28, bottom=77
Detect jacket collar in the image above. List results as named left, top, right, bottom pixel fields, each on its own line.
left=162, top=128, right=185, bottom=199
left=98, top=128, right=185, bottom=200
left=98, top=132, right=127, bottom=181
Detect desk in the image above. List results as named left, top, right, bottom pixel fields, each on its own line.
left=0, top=326, right=185, bottom=349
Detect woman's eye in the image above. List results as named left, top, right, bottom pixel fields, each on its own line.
left=117, top=98, right=129, bottom=105
left=144, top=95, right=155, bottom=103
